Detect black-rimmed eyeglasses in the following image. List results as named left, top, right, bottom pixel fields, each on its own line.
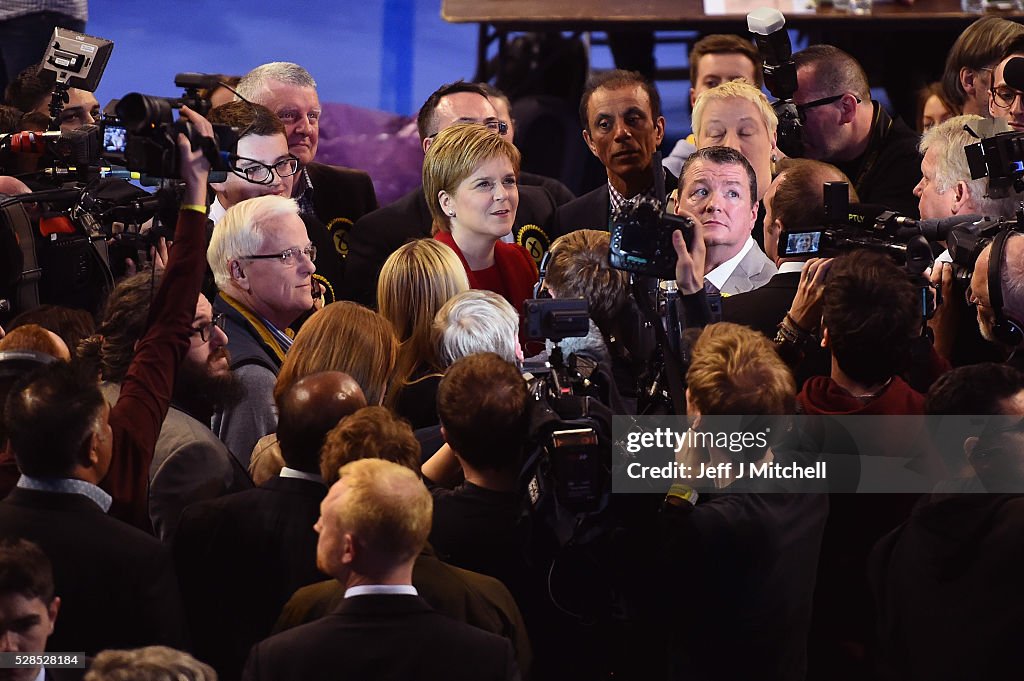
left=240, top=244, right=317, bottom=265
left=192, top=313, right=226, bottom=342
left=796, top=93, right=861, bottom=116
left=991, top=85, right=1024, bottom=111
left=229, top=155, right=300, bottom=185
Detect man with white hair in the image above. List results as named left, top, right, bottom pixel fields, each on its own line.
left=236, top=62, right=378, bottom=270
left=208, top=194, right=317, bottom=467
left=915, top=115, right=1022, bottom=220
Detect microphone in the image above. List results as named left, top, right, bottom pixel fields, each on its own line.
left=1003, top=56, right=1024, bottom=92
left=896, top=214, right=997, bottom=241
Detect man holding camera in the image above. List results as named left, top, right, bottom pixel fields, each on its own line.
left=672, top=146, right=775, bottom=295
left=793, top=45, right=921, bottom=217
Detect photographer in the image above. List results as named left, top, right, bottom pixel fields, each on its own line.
left=542, top=228, right=636, bottom=411
left=963, top=232, right=1024, bottom=369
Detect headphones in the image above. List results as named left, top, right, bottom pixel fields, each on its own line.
left=987, top=229, right=1024, bottom=347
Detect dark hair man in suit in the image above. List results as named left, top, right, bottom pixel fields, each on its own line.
left=174, top=370, right=366, bottom=681
left=242, top=458, right=519, bottom=681
left=0, top=362, right=187, bottom=655
left=553, top=69, right=673, bottom=239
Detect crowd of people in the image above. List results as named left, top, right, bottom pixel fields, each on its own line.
left=1, top=13, right=1024, bottom=681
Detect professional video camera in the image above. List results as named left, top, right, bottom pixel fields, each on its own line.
left=748, top=7, right=802, bottom=158
left=778, top=181, right=936, bottom=274
left=111, top=72, right=237, bottom=180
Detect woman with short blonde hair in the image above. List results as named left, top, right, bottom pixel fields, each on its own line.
left=422, top=122, right=538, bottom=314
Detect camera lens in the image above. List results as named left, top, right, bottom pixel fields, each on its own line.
left=115, top=93, right=174, bottom=133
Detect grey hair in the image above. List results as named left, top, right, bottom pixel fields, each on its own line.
left=208, top=195, right=300, bottom=290
left=1001, top=232, right=1024, bottom=321
left=236, top=62, right=317, bottom=102
left=920, top=114, right=1023, bottom=217
left=433, top=290, right=519, bottom=366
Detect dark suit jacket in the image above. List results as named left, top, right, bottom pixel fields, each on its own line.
left=343, top=183, right=557, bottom=308
left=274, top=545, right=533, bottom=675
left=520, top=171, right=574, bottom=207
left=723, top=269, right=830, bottom=386
left=551, top=167, right=678, bottom=240
left=173, top=475, right=327, bottom=681
left=244, top=594, right=519, bottom=681
left=0, top=488, right=188, bottom=655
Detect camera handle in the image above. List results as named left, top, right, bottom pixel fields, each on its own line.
left=630, top=275, right=686, bottom=414
left=47, top=82, right=71, bottom=132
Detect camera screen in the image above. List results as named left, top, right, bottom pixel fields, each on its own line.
left=103, top=123, right=127, bottom=155
left=784, top=231, right=821, bottom=256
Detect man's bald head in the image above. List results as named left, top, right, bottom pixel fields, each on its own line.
left=0, top=176, right=31, bottom=196
left=276, top=371, right=367, bottom=473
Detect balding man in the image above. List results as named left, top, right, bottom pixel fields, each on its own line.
left=244, top=458, right=518, bottom=681
left=174, top=371, right=367, bottom=681
left=793, top=45, right=921, bottom=216
left=235, top=62, right=378, bottom=275
left=967, top=232, right=1024, bottom=368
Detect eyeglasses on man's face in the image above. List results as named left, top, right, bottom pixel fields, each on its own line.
left=192, top=313, right=226, bottom=342
left=240, top=244, right=317, bottom=266
left=991, top=85, right=1024, bottom=111
left=230, top=155, right=300, bottom=185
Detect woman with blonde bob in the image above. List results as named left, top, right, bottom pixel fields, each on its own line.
left=423, top=122, right=538, bottom=313
left=377, top=239, right=469, bottom=428
left=692, top=79, right=780, bottom=201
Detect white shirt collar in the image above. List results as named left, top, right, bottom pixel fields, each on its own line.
left=279, top=467, right=324, bottom=485
left=705, top=236, right=755, bottom=292
left=209, top=195, right=227, bottom=224
left=345, top=584, right=418, bottom=598
left=778, top=260, right=806, bottom=275
left=30, top=663, right=45, bottom=681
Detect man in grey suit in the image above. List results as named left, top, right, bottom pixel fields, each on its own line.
left=674, top=145, right=776, bottom=295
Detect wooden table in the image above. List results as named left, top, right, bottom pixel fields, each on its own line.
left=444, top=0, right=1024, bottom=81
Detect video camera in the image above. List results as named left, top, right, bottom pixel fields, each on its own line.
left=778, top=181, right=936, bottom=274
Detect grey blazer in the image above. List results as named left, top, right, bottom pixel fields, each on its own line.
left=720, top=242, right=778, bottom=295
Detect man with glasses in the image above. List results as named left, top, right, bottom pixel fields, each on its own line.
left=941, top=17, right=1024, bottom=118
left=235, top=62, right=378, bottom=267
left=793, top=45, right=921, bottom=217
left=343, top=81, right=558, bottom=308
left=208, top=101, right=340, bottom=303
left=989, top=35, right=1024, bottom=133
left=206, top=101, right=297, bottom=224
left=208, top=194, right=317, bottom=468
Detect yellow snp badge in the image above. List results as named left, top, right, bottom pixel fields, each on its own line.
left=328, top=217, right=354, bottom=259
left=516, top=224, right=550, bottom=268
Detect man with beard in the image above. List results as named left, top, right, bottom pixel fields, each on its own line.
left=88, top=272, right=253, bottom=541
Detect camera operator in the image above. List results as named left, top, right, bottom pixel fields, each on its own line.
left=962, top=232, right=1024, bottom=370
left=542, top=228, right=636, bottom=410
left=725, top=158, right=856, bottom=339
left=792, top=45, right=921, bottom=217
left=918, top=115, right=1022, bottom=364
left=661, top=322, right=827, bottom=681
left=4, top=63, right=99, bottom=132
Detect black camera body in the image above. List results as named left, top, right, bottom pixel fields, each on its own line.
left=115, top=73, right=236, bottom=180
left=609, top=196, right=693, bottom=280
